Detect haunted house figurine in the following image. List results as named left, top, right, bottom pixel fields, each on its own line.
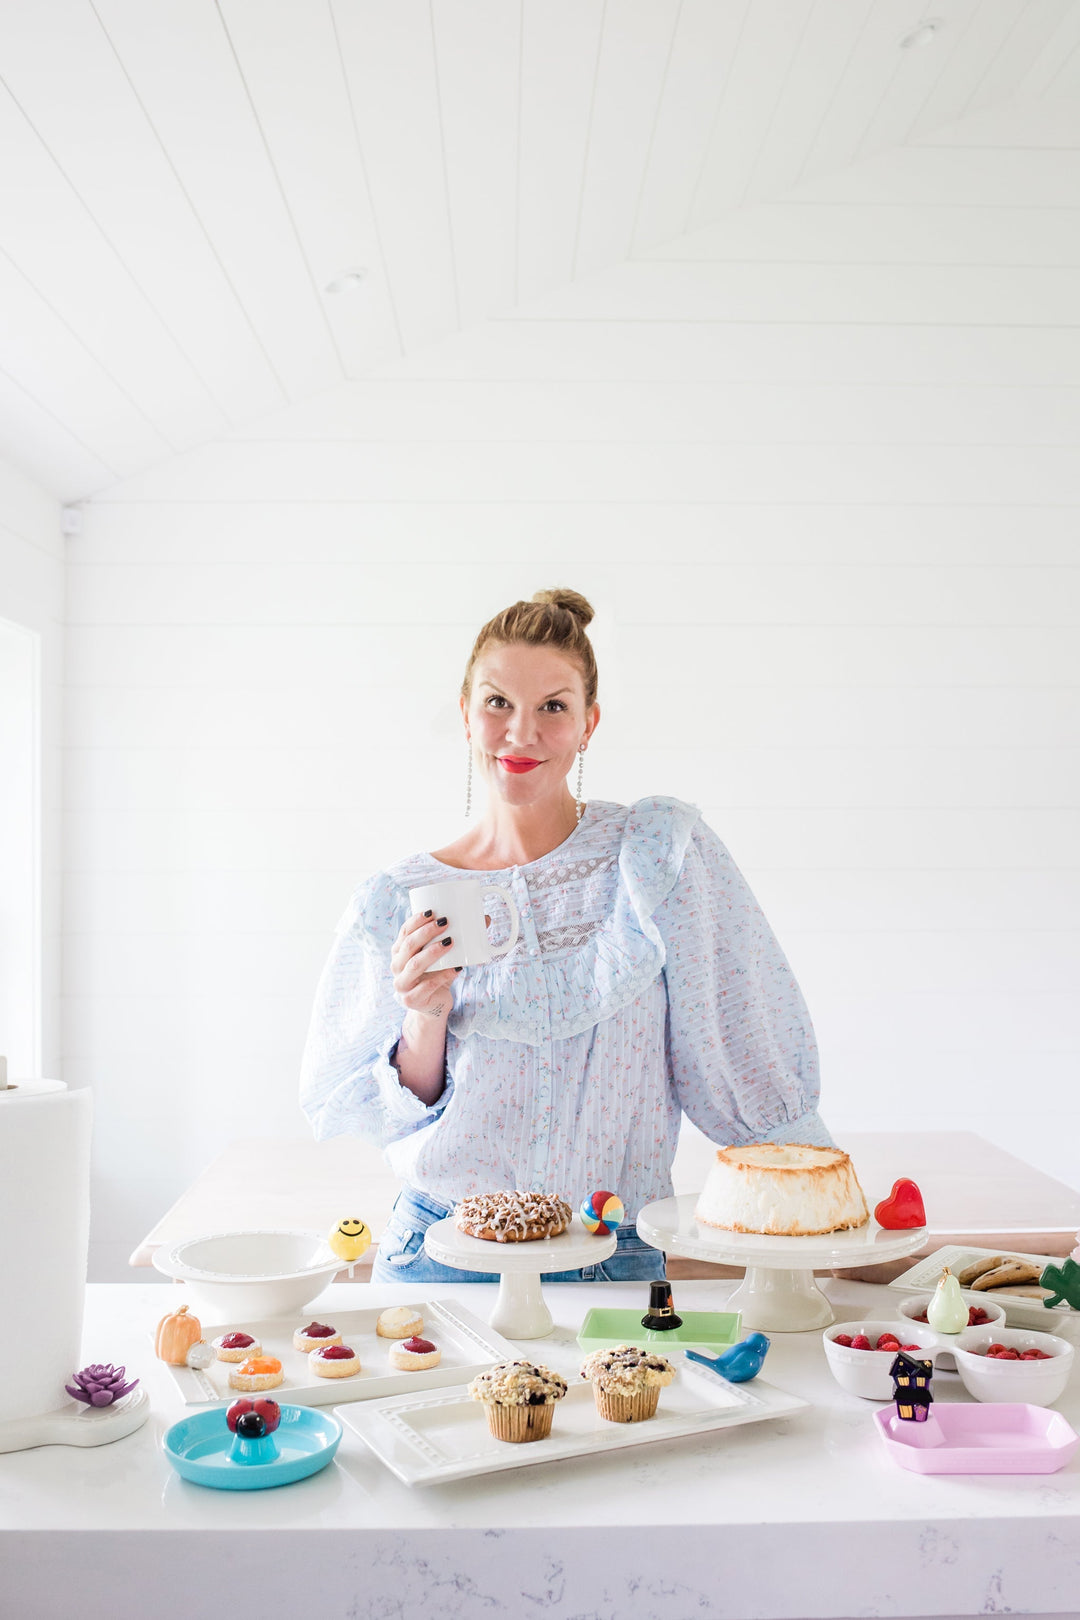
left=890, top=1350, right=934, bottom=1422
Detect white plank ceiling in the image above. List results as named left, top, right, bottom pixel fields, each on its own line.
left=1, top=0, right=1079, bottom=501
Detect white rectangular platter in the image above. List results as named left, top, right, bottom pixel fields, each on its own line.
left=889, top=1245, right=1074, bottom=1330
left=337, top=1354, right=809, bottom=1486
left=162, top=1297, right=517, bottom=1408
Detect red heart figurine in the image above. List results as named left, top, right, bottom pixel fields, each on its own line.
left=874, top=1178, right=925, bottom=1229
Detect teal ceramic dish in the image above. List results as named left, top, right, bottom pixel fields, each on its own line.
left=163, top=1403, right=342, bottom=1490
left=577, top=1306, right=741, bottom=1355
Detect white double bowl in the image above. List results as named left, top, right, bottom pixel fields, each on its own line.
left=823, top=1292, right=1074, bottom=1406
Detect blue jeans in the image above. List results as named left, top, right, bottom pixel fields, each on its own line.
left=371, top=1185, right=666, bottom=1285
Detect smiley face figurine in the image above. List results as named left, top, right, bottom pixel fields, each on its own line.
left=328, top=1217, right=372, bottom=1263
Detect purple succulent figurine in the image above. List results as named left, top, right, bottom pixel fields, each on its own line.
left=66, top=1364, right=139, bottom=1408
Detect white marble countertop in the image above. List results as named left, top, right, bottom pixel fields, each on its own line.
left=3, top=1277, right=1079, bottom=1620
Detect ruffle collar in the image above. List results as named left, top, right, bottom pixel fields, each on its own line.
left=359, top=797, right=701, bottom=1046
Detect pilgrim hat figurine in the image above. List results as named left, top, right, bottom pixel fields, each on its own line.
left=641, top=1281, right=683, bottom=1331
left=890, top=1350, right=934, bottom=1422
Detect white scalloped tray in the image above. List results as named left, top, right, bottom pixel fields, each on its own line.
left=159, top=1297, right=516, bottom=1408
left=339, top=1353, right=808, bottom=1486
left=889, top=1245, right=1075, bottom=1331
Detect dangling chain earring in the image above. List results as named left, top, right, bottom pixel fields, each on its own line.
left=575, top=744, right=586, bottom=822
left=464, top=742, right=473, bottom=818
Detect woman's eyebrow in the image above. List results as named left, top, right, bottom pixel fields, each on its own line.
left=478, top=682, right=573, bottom=699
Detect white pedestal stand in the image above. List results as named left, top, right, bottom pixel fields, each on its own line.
left=0, top=1386, right=150, bottom=1455
left=424, top=1217, right=616, bottom=1339
left=637, top=1195, right=927, bottom=1332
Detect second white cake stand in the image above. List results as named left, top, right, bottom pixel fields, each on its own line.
left=424, top=1216, right=617, bottom=1339
left=636, top=1195, right=928, bottom=1332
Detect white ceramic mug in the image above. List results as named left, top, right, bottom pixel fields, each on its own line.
left=408, top=880, right=520, bottom=970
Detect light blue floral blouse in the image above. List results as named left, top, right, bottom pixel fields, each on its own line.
left=300, top=797, right=830, bottom=1218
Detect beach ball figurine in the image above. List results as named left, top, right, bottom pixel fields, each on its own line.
left=328, top=1217, right=372, bottom=1264
left=580, top=1190, right=624, bottom=1236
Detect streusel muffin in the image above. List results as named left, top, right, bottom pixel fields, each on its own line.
left=467, top=1359, right=568, bottom=1442
left=579, top=1344, right=675, bottom=1422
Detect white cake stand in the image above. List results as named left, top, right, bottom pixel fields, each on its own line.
left=424, top=1217, right=617, bottom=1339
left=636, top=1195, right=928, bottom=1332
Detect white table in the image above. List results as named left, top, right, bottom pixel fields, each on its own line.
left=129, top=1130, right=1080, bottom=1278
left=2, top=1277, right=1078, bottom=1620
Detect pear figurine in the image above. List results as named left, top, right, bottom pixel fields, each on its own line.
left=926, top=1265, right=968, bottom=1334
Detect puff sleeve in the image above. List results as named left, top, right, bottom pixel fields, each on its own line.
left=652, top=819, right=831, bottom=1148
left=299, top=872, right=453, bottom=1145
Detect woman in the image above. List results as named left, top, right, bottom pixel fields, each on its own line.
left=300, top=589, right=830, bottom=1284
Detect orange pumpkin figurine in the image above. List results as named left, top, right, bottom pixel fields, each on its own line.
left=154, top=1303, right=203, bottom=1366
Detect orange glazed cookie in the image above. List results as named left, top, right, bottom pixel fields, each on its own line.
left=228, top=1356, right=284, bottom=1392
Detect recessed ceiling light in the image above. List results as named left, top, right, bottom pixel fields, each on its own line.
left=324, top=269, right=368, bottom=295
left=899, top=18, right=943, bottom=47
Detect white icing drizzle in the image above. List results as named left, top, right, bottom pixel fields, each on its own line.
left=454, top=1191, right=572, bottom=1242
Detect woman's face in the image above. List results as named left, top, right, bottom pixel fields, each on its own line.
left=462, top=642, right=599, bottom=809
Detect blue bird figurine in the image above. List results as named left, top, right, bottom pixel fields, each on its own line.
left=686, top=1332, right=770, bottom=1384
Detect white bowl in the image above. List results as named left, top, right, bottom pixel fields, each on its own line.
left=897, top=1291, right=1006, bottom=1334
left=897, top=1291, right=1006, bottom=1370
left=823, top=1320, right=940, bottom=1401
left=953, top=1324, right=1075, bottom=1407
left=152, top=1229, right=342, bottom=1320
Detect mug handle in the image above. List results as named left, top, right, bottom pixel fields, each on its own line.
left=483, top=885, right=520, bottom=959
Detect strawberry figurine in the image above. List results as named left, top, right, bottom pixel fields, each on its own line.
left=874, top=1178, right=926, bottom=1230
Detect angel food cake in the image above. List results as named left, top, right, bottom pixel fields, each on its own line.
left=695, top=1143, right=869, bottom=1237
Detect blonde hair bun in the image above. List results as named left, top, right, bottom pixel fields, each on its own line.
left=462, top=587, right=599, bottom=706
left=530, top=588, right=595, bottom=629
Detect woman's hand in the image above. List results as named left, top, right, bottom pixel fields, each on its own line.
left=391, top=911, right=459, bottom=1021
left=389, top=912, right=458, bottom=1106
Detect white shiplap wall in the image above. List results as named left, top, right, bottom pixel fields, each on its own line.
left=67, top=111, right=1080, bottom=1278
left=0, top=458, right=63, bottom=1077
left=3, top=1, right=1078, bottom=501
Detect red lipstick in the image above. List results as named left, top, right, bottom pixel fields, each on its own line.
left=499, top=756, right=541, bottom=773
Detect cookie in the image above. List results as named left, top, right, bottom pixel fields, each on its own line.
left=996, top=1283, right=1052, bottom=1299
left=970, top=1259, right=1042, bottom=1291
left=956, top=1255, right=1004, bottom=1287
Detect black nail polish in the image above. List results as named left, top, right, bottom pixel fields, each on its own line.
left=455, top=966, right=463, bottom=973
left=436, top=916, right=448, bottom=927
left=424, top=909, right=433, bottom=918
left=442, top=936, right=452, bottom=946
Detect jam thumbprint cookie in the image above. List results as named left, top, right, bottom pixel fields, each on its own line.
left=292, top=1321, right=343, bottom=1353
left=212, top=1332, right=261, bottom=1363
left=388, top=1336, right=441, bottom=1371
left=228, top=1355, right=284, bottom=1392
left=309, top=1343, right=361, bottom=1379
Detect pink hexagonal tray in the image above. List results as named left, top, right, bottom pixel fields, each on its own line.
left=874, top=1403, right=1079, bottom=1475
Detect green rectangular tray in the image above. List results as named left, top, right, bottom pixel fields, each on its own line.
left=577, top=1307, right=742, bottom=1355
